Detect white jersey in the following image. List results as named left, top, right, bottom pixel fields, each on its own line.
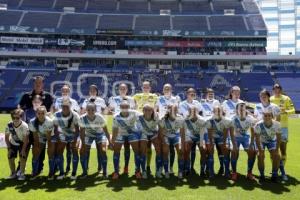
left=29, top=116, right=53, bottom=137
left=159, top=115, right=184, bottom=137
left=112, top=110, right=140, bottom=135
left=206, top=117, right=232, bottom=138
left=109, top=96, right=136, bottom=114
left=201, top=99, right=220, bottom=120
left=254, top=103, right=281, bottom=121
left=53, top=111, right=80, bottom=135
left=137, top=115, right=159, bottom=136
left=5, top=121, right=29, bottom=146
left=254, top=120, right=281, bottom=143
left=179, top=100, right=202, bottom=118
left=79, top=113, right=106, bottom=137
left=81, top=97, right=106, bottom=114
left=222, top=99, right=244, bottom=119
left=54, top=97, right=80, bottom=113
left=231, top=115, right=255, bottom=137
left=184, top=115, right=207, bottom=136
left=156, top=95, right=179, bottom=119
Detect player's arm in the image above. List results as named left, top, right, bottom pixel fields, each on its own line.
left=21, top=130, right=30, bottom=158
left=250, top=127, right=255, bottom=147
left=111, top=127, right=118, bottom=145
left=180, top=126, right=185, bottom=152
left=4, top=128, right=11, bottom=149
left=285, top=97, right=296, bottom=115
left=255, top=130, right=262, bottom=153
left=103, top=126, right=111, bottom=144
left=207, top=128, right=214, bottom=147
left=228, top=126, right=237, bottom=150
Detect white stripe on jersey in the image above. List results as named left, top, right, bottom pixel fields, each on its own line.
left=137, top=115, right=159, bottom=135
left=5, top=121, right=29, bottom=146
left=156, top=95, right=179, bottom=119
left=112, top=110, right=140, bottom=135
left=179, top=100, right=202, bottom=118
left=53, top=111, right=80, bottom=135
left=231, top=115, right=255, bottom=137
left=254, top=120, right=281, bottom=142
left=109, top=96, right=135, bottom=114
left=79, top=114, right=106, bottom=137
left=254, top=103, right=280, bottom=121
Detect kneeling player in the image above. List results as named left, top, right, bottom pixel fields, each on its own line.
left=79, top=103, right=111, bottom=179
left=255, top=108, right=281, bottom=183
left=230, top=103, right=256, bottom=181
left=5, top=109, right=29, bottom=181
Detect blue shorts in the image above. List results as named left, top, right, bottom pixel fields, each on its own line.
left=140, top=133, right=158, bottom=142
left=281, top=128, right=288, bottom=142
left=164, top=133, right=180, bottom=146
left=59, top=134, right=78, bottom=143
left=261, top=141, right=277, bottom=151
left=85, top=133, right=107, bottom=146
left=204, top=132, right=208, bottom=143
left=234, top=135, right=251, bottom=150
left=8, top=142, right=23, bottom=159
left=39, top=135, right=57, bottom=144
left=115, top=132, right=140, bottom=144
left=185, top=134, right=201, bottom=144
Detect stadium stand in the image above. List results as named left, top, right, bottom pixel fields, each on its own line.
left=20, top=12, right=60, bottom=29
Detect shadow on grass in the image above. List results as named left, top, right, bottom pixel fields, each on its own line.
left=0, top=172, right=299, bottom=194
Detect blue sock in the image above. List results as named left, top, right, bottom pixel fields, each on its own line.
left=219, top=155, right=224, bottom=169
left=49, top=158, right=55, bottom=176
left=124, top=147, right=130, bottom=168
left=178, top=159, right=184, bottom=173
left=259, top=168, right=264, bottom=177
left=80, top=155, right=87, bottom=175
left=169, top=147, right=175, bottom=169
left=272, top=169, right=278, bottom=177
left=97, top=151, right=102, bottom=171
left=32, top=158, right=39, bottom=175
left=140, top=155, right=146, bottom=172
left=231, top=158, right=237, bottom=173
left=66, top=149, right=72, bottom=170
left=163, top=159, right=169, bottom=173
left=279, top=160, right=286, bottom=176
left=56, top=154, right=64, bottom=175
left=72, top=154, right=79, bottom=175
left=200, top=160, right=206, bottom=174
left=185, top=159, right=191, bottom=172
left=190, top=144, right=196, bottom=169
left=224, top=155, right=230, bottom=176
left=134, top=153, right=141, bottom=172
left=208, top=155, right=214, bottom=176
left=155, top=155, right=162, bottom=172
left=113, top=152, right=120, bottom=173
left=86, top=150, right=90, bottom=170
left=101, top=153, right=108, bottom=175
left=247, top=158, right=255, bottom=173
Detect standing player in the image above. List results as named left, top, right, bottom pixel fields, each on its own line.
left=137, top=104, right=160, bottom=179
left=179, top=88, right=202, bottom=173
left=255, top=108, right=281, bottom=183
left=230, top=103, right=256, bottom=181
left=79, top=103, right=111, bottom=178
left=206, top=106, right=235, bottom=178
left=111, top=100, right=141, bottom=179
left=254, top=89, right=280, bottom=121
left=29, top=106, right=54, bottom=179
left=183, top=107, right=207, bottom=176
left=159, top=105, right=185, bottom=179
left=133, top=81, right=158, bottom=173
left=53, top=98, right=80, bottom=180
left=81, top=84, right=107, bottom=174
left=270, top=84, right=295, bottom=181
left=5, top=109, right=29, bottom=181
left=54, top=84, right=80, bottom=113
left=108, top=83, right=136, bottom=175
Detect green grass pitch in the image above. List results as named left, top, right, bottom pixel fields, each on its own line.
left=0, top=114, right=299, bottom=200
